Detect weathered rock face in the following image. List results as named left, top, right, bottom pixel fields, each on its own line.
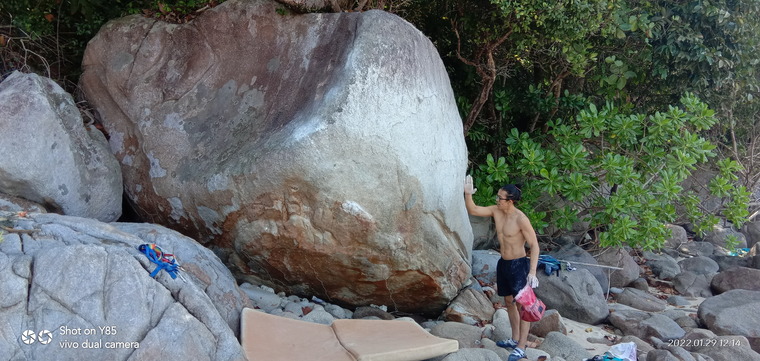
left=0, top=211, right=250, bottom=361
left=594, top=247, right=640, bottom=288
left=698, top=289, right=760, bottom=341
left=534, top=269, right=609, bottom=325
left=0, top=72, right=122, bottom=222
left=79, top=0, right=471, bottom=313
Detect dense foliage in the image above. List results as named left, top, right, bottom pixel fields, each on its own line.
left=0, top=0, right=220, bottom=87
left=404, top=0, right=758, bottom=248
left=1, top=0, right=757, bottom=249
left=471, top=94, right=750, bottom=250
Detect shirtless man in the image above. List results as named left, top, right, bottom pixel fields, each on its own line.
left=464, top=175, right=539, bottom=361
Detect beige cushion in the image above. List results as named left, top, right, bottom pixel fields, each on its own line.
left=240, top=308, right=458, bottom=361
left=241, top=308, right=356, bottom=361
left=333, top=319, right=459, bottom=361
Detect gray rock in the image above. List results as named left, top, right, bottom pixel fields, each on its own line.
left=283, top=301, right=306, bottom=316
left=352, top=306, right=395, bottom=320
left=470, top=215, right=497, bottom=251
left=666, top=295, right=692, bottom=307
left=632, top=277, right=650, bottom=291
left=443, top=287, right=495, bottom=325
left=677, top=242, right=715, bottom=257
left=698, top=289, right=760, bottom=341
left=681, top=329, right=760, bottom=361
left=0, top=72, right=122, bottom=221
left=476, top=338, right=510, bottom=359
left=471, top=250, right=501, bottom=286
left=530, top=309, right=567, bottom=337
left=673, top=271, right=714, bottom=298
left=301, top=309, right=336, bottom=325
left=436, top=348, right=501, bottom=361
left=614, top=287, right=668, bottom=312
left=647, top=349, right=683, bottom=361
left=660, top=309, right=690, bottom=321
left=80, top=0, right=471, bottom=315
left=429, top=322, right=483, bottom=349
left=536, top=331, right=593, bottom=361
left=608, top=308, right=686, bottom=341
left=0, top=211, right=249, bottom=361
left=534, top=269, right=610, bottom=324
left=742, top=221, right=760, bottom=249
left=240, top=283, right=282, bottom=312
left=710, top=267, right=760, bottom=293
left=711, top=254, right=753, bottom=271
left=620, top=335, right=655, bottom=360
left=678, top=256, right=720, bottom=275
left=0, top=193, right=46, bottom=213
left=489, top=308, right=513, bottom=343
left=594, top=247, right=641, bottom=288
left=664, top=224, right=689, bottom=249
left=674, top=316, right=699, bottom=330
left=644, top=251, right=681, bottom=280
left=700, top=226, right=747, bottom=249
left=524, top=348, right=552, bottom=361
left=324, top=303, right=352, bottom=319
left=549, top=244, right=610, bottom=293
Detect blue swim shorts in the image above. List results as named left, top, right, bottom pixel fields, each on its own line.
left=496, top=257, right=529, bottom=297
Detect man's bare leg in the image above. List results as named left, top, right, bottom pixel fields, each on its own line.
left=517, top=317, right=530, bottom=350
left=504, top=297, right=530, bottom=360
left=504, top=296, right=520, bottom=341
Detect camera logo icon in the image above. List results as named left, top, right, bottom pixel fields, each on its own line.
left=20, top=330, right=53, bottom=345
left=38, top=330, right=53, bottom=344
left=21, top=330, right=36, bottom=345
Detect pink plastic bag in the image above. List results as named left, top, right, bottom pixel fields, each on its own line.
left=514, top=285, right=545, bottom=322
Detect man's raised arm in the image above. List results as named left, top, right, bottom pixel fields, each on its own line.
left=464, top=175, right=493, bottom=218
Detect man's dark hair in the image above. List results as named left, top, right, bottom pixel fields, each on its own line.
left=500, top=184, right=522, bottom=202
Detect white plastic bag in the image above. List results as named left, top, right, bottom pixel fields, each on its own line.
left=608, top=342, right=637, bottom=361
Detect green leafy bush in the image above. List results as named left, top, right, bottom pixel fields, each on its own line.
left=472, top=93, right=750, bottom=250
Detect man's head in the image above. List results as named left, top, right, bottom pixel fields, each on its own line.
left=497, top=184, right=522, bottom=204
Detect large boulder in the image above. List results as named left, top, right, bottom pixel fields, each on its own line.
left=710, top=267, right=760, bottom=293
left=643, top=251, right=681, bottom=280
left=0, top=211, right=250, bottom=361
left=700, top=225, right=747, bottom=249
left=663, top=224, right=688, bottom=249
left=79, top=0, right=471, bottom=314
left=607, top=308, right=685, bottom=342
left=443, top=287, right=495, bottom=325
left=742, top=221, right=760, bottom=249
left=0, top=72, right=122, bottom=222
left=534, top=269, right=609, bottom=324
left=613, top=287, right=668, bottom=312
left=681, top=329, right=760, bottom=361
left=549, top=244, right=609, bottom=293
left=536, top=331, right=593, bottom=361
left=672, top=271, right=713, bottom=298
left=698, top=289, right=760, bottom=348
left=594, top=247, right=641, bottom=288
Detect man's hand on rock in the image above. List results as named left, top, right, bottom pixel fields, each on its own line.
left=464, top=175, right=477, bottom=195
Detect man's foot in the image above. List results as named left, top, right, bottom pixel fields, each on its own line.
left=507, top=347, right=526, bottom=361
left=496, top=338, right=518, bottom=349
